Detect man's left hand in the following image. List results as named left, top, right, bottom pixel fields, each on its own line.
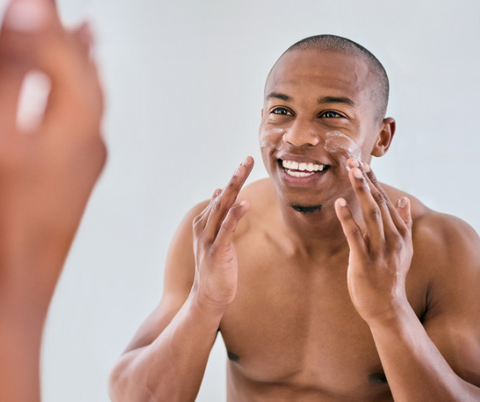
left=334, top=159, right=413, bottom=325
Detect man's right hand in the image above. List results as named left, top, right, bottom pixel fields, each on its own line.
left=191, top=156, right=254, bottom=311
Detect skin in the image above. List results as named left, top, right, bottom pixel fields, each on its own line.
left=0, top=0, right=105, bottom=401
left=110, top=48, right=480, bottom=401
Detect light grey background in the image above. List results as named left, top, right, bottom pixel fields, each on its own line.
left=5, top=0, right=480, bottom=401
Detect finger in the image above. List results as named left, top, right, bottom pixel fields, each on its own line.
left=213, top=200, right=250, bottom=250
left=0, top=0, right=53, bottom=133
left=334, top=198, right=367, bottom=255
left=363, top=163, right=409, bottom=234
left=211, top=188, right=222, bottom=201
left=193, top=189, right=222, bottom=235
left=395, top=196, right=412, bottom=235
left=348, top=165, right=385, bottom=243
left=355, top=162, right=399, bottom=241
left=39, top=24, right=103, bottom=141
left=204, top=156, right=254, bottom=241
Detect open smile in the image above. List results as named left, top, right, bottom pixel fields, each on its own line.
left=280, top=159, right=330, bottom=178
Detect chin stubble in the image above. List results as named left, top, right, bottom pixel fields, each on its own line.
left=291, top=204, right=323, bottom=214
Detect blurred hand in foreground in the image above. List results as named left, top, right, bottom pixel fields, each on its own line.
left=0, top=0, right=106, bottom=401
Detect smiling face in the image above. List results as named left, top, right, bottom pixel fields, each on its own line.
left=260, top=49, right=393, bottom=212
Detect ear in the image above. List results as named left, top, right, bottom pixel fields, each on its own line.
left=371, top=117, right=395, bottom=157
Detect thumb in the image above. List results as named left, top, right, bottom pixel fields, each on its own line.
left=0, top=0, right=56, bottom=132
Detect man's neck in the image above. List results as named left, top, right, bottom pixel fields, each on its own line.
left=277, top=194, right=365, bottom=259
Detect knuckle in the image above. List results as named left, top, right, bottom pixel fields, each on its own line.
left=220, top=219, right=233, bottom=234
left=349, top=226, right=363, bottom=239
left=211, top=199, right=222, bottom=211
left=391, top=235, right=404, bottom=251
left=368, top=207, right=381, bottom=221
left=224, top=181, right=236, bottom=192
left=373, top=191, right=386, bottom=205
left=368, top=172, right=379, bottom=185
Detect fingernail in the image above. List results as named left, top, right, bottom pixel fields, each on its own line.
left=353, top=168, right=363, bottom=179
left=337, top=198, right=347, bottom=207
left=364, top=163, right=371, bottom=173
left=349, top=159, right=360, bottom=168
left=397, top=197, right=408, bottom=208
left=4, top=0, right=50, bottom=33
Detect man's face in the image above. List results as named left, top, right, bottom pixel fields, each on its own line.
left=259, top=49, right=383, bottom=211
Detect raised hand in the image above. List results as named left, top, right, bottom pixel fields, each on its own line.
left=191, top=156, right=254, bottom=311
left=334, top=159, right=413, bottom=325
left=0, top=0, right=105, bottom=400
left=0, top=0, right=105, bottom=302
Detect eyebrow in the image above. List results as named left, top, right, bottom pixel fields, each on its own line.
left=265, top=92, right=292, bottom=102
left=318, top=96, right=356, bottom=107
left=265, top=92, right=356, bottom=108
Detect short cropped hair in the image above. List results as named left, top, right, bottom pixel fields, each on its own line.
left=282, top=34, right=389, bottom=121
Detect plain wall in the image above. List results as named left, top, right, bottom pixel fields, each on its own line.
left=2, top=0, right=479, bottom=401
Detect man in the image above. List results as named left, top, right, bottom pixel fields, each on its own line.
left=0, top=0, right=105, bottom=401
left=109, top=35, right=480, bottom=401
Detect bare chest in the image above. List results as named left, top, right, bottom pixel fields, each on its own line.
left=220, top=239, right=426, bottom=399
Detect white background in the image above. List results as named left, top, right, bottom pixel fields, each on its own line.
left=4, top=0, right=480, bottom=401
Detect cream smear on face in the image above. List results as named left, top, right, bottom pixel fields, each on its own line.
left=324, top=131, right=361, bottom=164
left=259, top=128, right=285, bottom=148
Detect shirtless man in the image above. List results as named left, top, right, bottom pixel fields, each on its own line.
left=109, top=35, right=480, bottom=401
left=0, top=0, right=105, bottom=401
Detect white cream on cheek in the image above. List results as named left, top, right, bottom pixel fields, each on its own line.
left=324, top=131, right=361, bottom=163
left=259, top=128, right=285, bottom=148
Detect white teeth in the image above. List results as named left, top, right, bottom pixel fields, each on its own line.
left=282, top=160, right=292, bottom=169
left=281, top=159, right=325, bottom=173
left=286, top=170, right=314, bottom=177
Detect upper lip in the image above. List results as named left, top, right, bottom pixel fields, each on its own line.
left=277, top=154, right=330, bottom=167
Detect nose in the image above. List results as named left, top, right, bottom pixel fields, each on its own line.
left=282, top=119, right=321, bottom=147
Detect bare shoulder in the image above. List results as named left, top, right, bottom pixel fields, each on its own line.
left=382, top=184, right=480, bottom=266
left=234, top=177, right=279, bottom=236
left=381, top=187, right=480, bottom=386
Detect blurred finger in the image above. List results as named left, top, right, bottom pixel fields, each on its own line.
left=0, top=0, right=52, bottom=133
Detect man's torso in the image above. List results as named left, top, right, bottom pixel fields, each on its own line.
left=220, top=178, right=434, bottom=401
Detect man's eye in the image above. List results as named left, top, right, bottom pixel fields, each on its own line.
left=271, top=108, right=292, bottom=116
left=321, top=111, right=343, bottom=118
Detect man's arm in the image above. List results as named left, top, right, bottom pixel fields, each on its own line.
left=0, top=0, right=106, bottom=401
left=335, top=159, right=480, bottom=401
left=109, top=157, right=254, bottom=402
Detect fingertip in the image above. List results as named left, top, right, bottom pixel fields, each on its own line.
left=3, top=0, right=51, bottom=33
left=77, top=21, right=94, bottom=48
left=396, top=196, right=412, bottom=227
left=396, top=196, right=408, bottom=209
left=241, top=155, right=255, bottom=169
left=346, top=158, right=360, bottom=169
left=352, top=167, right=363, bottom=180
left=336, top=198, right=347, bottom=208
